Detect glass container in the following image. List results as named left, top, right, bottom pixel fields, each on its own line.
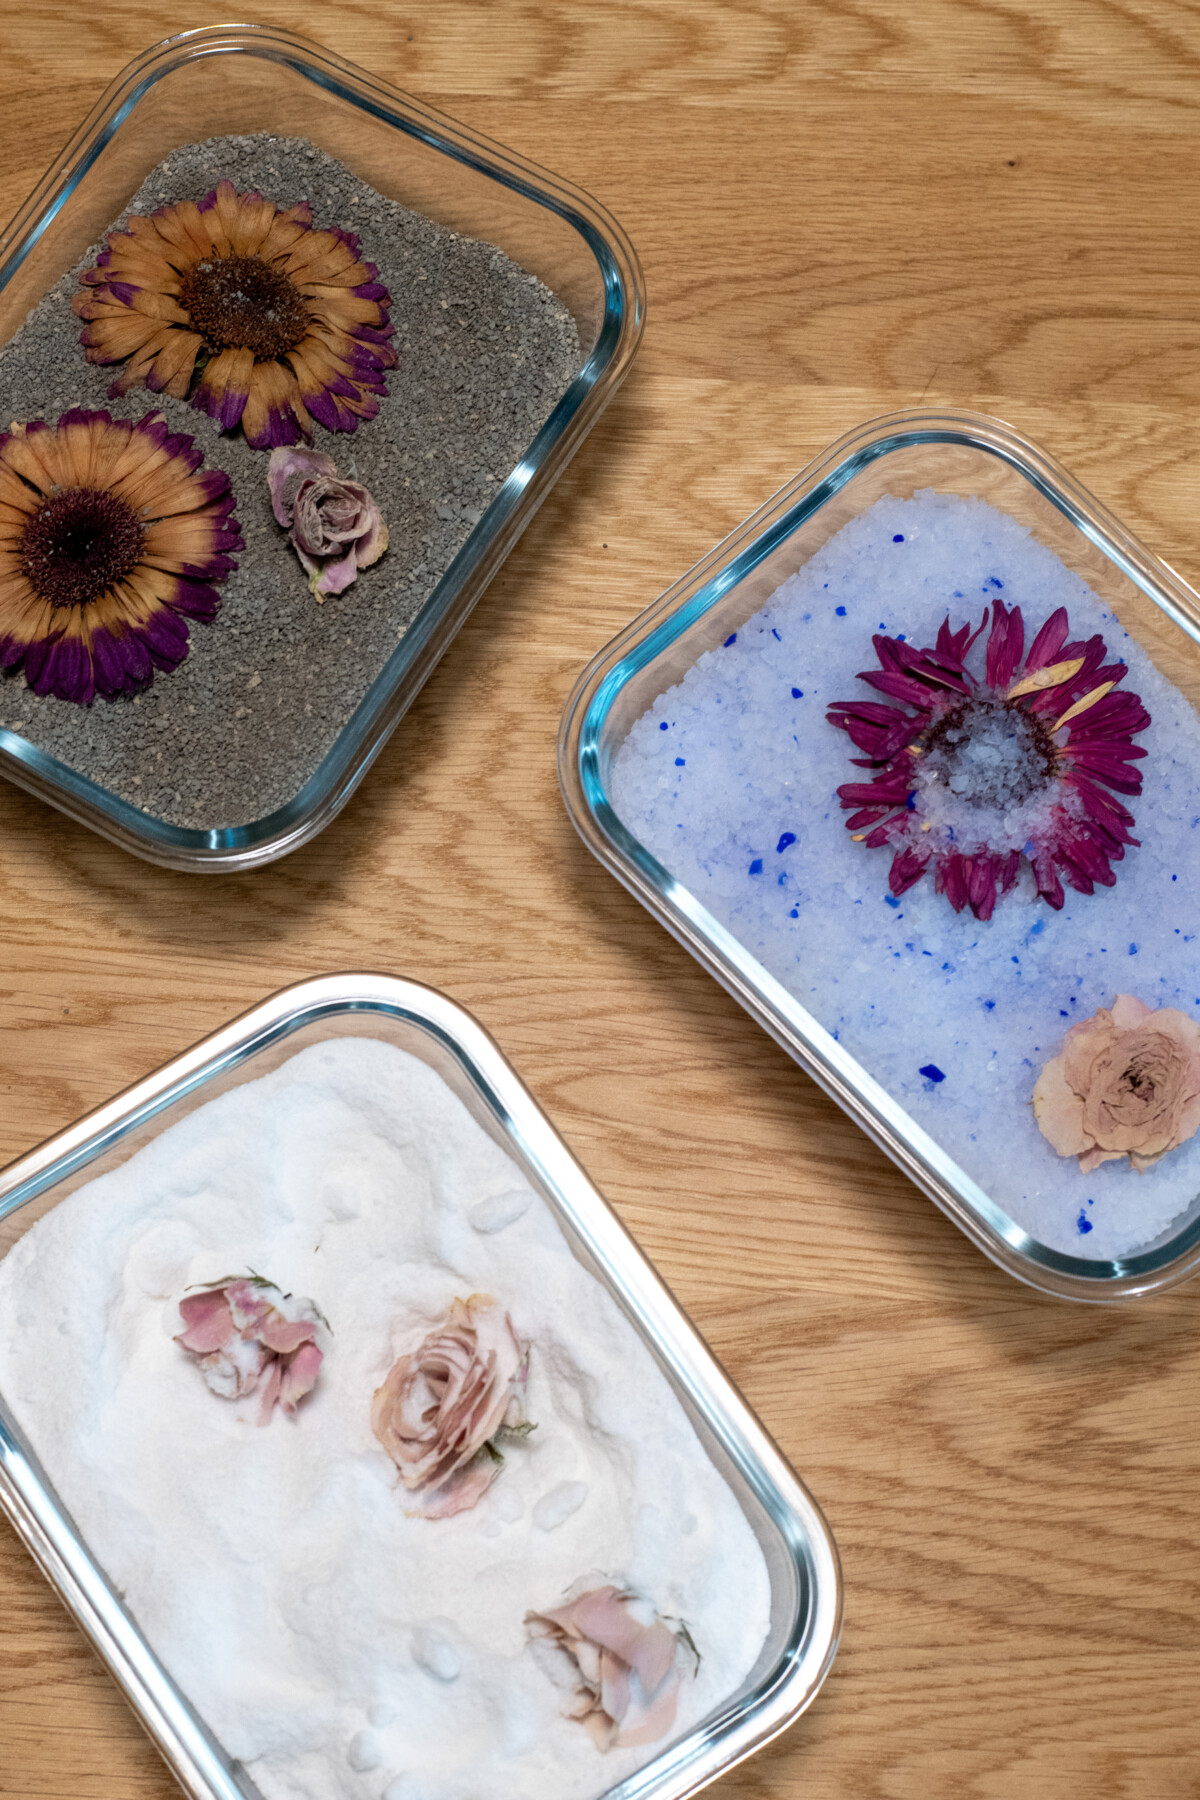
left=0, top=25, right=644, bottom=870
left=559, top=408, right=1200, bottom=1303
left=0, top=973, right=840, bottom=1800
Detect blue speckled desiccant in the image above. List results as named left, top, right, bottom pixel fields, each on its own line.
left=920, top=1064, right=946, bottom=1083
left=612, top=491, right=1200, bottom=1262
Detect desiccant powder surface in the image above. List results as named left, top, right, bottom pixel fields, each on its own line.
left=611, top=491, right=1200, bottom=1261
left=0, top=1039, right=771, bottom=1800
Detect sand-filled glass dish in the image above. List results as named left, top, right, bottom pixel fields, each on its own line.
left=0, top=25, right=643, bottom=871
left=0, top=973, right=840, bottom=1800
left=559, top=409, right=1200, bottom=1303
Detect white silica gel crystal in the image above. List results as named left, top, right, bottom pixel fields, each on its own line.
left=611, top=491, right=1200, bottom=1261
left=0, top=1039, right=772, bottom=1800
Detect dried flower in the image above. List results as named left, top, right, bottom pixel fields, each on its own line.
left=371, top=1295, right=531, bottom=1519
left=174, top=1275, right=324, bottom=1425
left=74, top=180, right=396, bottom=449
left=827, top=602, right=1150, bottom=919
left=267, top=446, right=387, bottom=598
left=525, top=1583, right=697, bottom=1751
left=1033, top=994, right=1200, bottom=1173
left=0, top=408, right=240, bottom=704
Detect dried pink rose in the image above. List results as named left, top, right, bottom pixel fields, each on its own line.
left=1033, top=993, right=1200, bottom=1173
left=371, top=1294, right=531, bottom=1519
left=174, top=1276, right=324, bottom=1426
left=525, top=1583, right=697, bottom=1751
left=267, top=445, right=387, bottom=599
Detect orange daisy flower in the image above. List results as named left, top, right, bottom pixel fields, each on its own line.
left=73, top=180, right=396, bottom=450
left=0, top=409, right=242, bottom=705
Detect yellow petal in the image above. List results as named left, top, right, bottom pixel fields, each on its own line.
left=1006, top=656, right=1086, bottom=700
left=1053, top=681, right=1117, bottom=730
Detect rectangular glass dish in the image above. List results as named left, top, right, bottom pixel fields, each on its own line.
left=0, top=25, right=643, bottom=871
left=0, top=973, right=840, bottom=1800
left=559, top=409, right=1200, bottom=1303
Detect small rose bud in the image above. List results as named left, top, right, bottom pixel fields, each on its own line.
left=525, top=1583, right=698, bottom=1751
left=174, top=1276, right=324, bottom=1425
left=267, top=446, right=388, bottom=600
left=371, top=1295, right=530, bottom=1519
left=1034, top=994, right=1200, bottom=1172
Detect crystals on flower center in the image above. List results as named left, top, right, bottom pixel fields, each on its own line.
left=918, top=696, right=1058, bottom=811
left=180, top=254, right=309, bottom=359
left=19, top=486, right=145, bottom=609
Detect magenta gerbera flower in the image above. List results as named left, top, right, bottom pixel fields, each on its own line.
left=827, top=601, right=1151, bottom=919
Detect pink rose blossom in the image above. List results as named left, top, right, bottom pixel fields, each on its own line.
left=174, top=1277, right=324, bottom=1425
left=1033, top=993, right=1200, bottom=1173
left=371, top=1294, right=530, bottom=1519
left=525, top=1583, right=697, bottom=1751
left=267, top=445, right=387, bottom=599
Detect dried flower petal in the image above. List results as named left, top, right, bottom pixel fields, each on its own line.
left=1033, top=995, right=1200, bottom=1172
left=175, top=1275, right=323, bottom=1425
left=74, top=180, right=396, bottom=450
left=267, top=445, right=387, bottom=598
left=526, top=1583, right=697, bottom=1751
left=371, top=1295, right=530, bottom=1518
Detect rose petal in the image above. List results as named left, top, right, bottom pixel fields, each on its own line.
left=267, top=445, right=338, bottom=526
left=175, top=1287, right=236, bottom=1354
left=279, top=1339, right=324, bottom=1413
left=1031, top=1055, right=1092, bottom=1159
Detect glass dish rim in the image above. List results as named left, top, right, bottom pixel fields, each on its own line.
left=0, top=23, right=645, bottom=873
left=558, top=405, right=1200, bottom=1304
left=0, top=971, right=841, bottom=1800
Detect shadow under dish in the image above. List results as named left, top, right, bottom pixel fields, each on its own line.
left=0, top=133, right=581, bottom=830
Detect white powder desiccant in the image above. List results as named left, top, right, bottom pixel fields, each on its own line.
left=0, top=1038, right=771, bottom=1800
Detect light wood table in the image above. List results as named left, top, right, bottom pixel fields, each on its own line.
left=3, top=4, right=1200, bottom=1796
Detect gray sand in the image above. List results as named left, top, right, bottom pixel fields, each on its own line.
left=0, top=134, right=581, bottom=830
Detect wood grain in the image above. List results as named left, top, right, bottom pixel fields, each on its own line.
left=4, top=4, right=1200, bottom=1798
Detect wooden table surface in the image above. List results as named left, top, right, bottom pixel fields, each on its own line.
left=4, top=3, right=1200, bottom=1796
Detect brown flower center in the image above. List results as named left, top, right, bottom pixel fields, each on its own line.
left=180, top=254, right=309, bottom=359
left=919, top=696, right=1058, bottom=809
left=20, top=486, right=145, bottom=609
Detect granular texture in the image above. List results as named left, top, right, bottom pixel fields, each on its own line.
left=613, top=492, right=1200, bottom=1261
left=0, top=1038, right=771, bottom=1800
left=0, top=135, right=582, bottom=828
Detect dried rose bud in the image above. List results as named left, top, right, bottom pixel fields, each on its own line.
left=175, top=1275, right=324, bottom=1425
left=525, top=1583, right=697, bottom=1751
left=1034, top=994, right=1200, bottom=1173
left=267, top=445, right=387, bottom=599
left=371, top=1294, right=531, bottom=1519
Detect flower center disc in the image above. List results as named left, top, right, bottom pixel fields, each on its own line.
left=180, top=254, right=309, bottom=359
left=919, top=696, right=1058, bottom=810
left=20, top=486, right=145, bottom=609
